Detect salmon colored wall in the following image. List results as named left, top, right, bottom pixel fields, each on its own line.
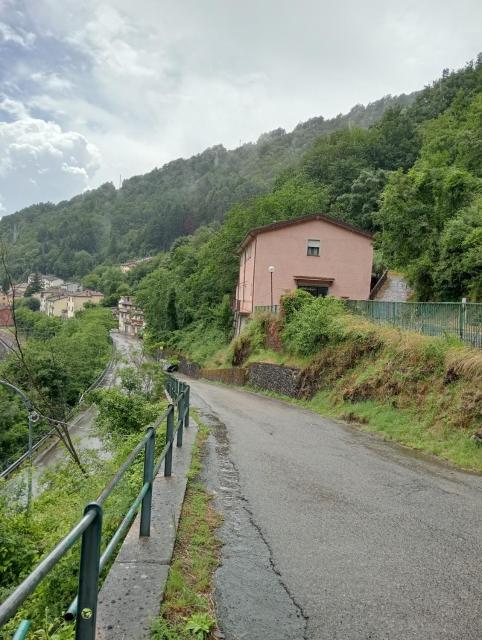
left=236, top=219, right=373, bottom=311
left=237, top=237, right=256, bottom=313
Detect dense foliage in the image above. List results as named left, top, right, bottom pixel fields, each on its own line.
left=0, top=354, right=167, bottom=639
left=0, top=306, right=115, bottom=469
left=134, top=59, right=482, bottom=363
left=0, top=95, right=413, bottom=280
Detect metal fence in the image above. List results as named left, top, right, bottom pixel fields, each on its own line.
left=345, top=300, right=482, bottom=348
left=0, top=375, right=190, bottom=640
left=254, top=305, right=279, bottom=314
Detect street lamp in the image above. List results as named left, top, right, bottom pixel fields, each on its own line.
left=268, top=266, right=275, bottom=310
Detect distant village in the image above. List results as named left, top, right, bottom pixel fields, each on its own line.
left=0, top=258, right=148, bottom=336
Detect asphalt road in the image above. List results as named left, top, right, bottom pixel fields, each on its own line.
left=186, top=378, right=482, bottom=640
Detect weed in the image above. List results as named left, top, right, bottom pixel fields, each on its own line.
left=151, top=417, right=222, bottom=640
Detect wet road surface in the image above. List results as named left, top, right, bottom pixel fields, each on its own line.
left=187, top=378, right=482, bottom=640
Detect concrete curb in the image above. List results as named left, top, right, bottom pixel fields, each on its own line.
left=96, top=417, right=198, bottom=640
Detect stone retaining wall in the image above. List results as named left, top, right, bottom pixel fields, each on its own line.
left=247, top=363, right=302, bottom=398
left=178, top=357, right=201, bottom=379
left=163, top=351, right=311, bottom=399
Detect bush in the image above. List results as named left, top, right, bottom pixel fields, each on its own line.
left=280, top=289, right=313, bottom=323
left=93, top=388, right=162, bottom=435
left=281, top=295, right=346, bottom=355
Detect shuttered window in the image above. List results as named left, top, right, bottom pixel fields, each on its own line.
left=307, top=239, right=320, bottom=256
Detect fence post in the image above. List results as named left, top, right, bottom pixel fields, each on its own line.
left=176, top=391, right=184, bottom=448
left=140, top=426, right=155, bottom=537
left=184, top=386, right=190, bottom=430
left=459, top=298, right=466, bottom=341
left=165, top=405, right=174, bottom=477
left=75, top=503, right=102, bottom=640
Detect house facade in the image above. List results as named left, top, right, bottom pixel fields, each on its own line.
left=67, top=291, right=104, bottom=317
left=234, top=213, right=373, bottom=333
left=0, top=306, right=13, bottom=327
left=45, top=294, right=69, bottom=318
left=118, top=296, right=145, bottom=336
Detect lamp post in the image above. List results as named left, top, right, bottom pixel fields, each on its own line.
left=0, top=379, right=37, bottom=508
left=268, top=266, right=275, bottom=310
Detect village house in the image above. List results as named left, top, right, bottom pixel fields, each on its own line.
left=66, top=291, right=104, bottom=318
left=61, top=281, right=84, bottom=294
left=28, top=274, right=65, bottom=290
left=45, top=294, right=69, bottom=318
left=10, top=283, right=29, bottom=298
left=118, top=296, right=145, bottom=336
left=0, top=305, right=13, bottom=327
left=234, top=213, right=373, bottom=334
left=36, top=289, right=63, bottom=313
left=119, top=257, right=152, bottom=273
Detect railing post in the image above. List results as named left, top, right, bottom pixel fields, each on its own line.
left=76, top=503, right=102, bottom=640
left=176, top=391, right=184, bottom=448
left=140, top=426, right=155, bottom=537
left=459, top=298, right=466, bottom=341
left=184, top=386, right=190, bottom=429
left=165, top=405, right=174, bottom=477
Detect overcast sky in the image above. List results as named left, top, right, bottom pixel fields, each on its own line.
left=0, top=0, right=481, bottom=215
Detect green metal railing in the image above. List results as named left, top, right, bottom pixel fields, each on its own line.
left=0, top=375, right=190, bottom=640
left=254, top=305, right=279, bottom=314
left=345, top=300, right=482, bottom=348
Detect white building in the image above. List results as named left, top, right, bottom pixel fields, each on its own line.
left=118, top=296, right=145, bottom=336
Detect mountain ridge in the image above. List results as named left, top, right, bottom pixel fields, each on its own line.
left=0, top=91, right=415, bottom=279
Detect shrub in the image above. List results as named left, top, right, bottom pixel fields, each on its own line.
left=93, top=388, right=162, bottom=435
left=280, top=289, right=313, bottom=323
left=282, top=296, right=346, bottom=355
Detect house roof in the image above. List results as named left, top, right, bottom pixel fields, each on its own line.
left=235, top=213, right=373, bottom=254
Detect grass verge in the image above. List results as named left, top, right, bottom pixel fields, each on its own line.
left=151, top=416, right=222, bottom=640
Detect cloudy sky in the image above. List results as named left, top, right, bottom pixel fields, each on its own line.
left=0, top=0, right=480, bottom=215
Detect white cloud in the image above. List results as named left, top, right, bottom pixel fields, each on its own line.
left=0, top=20, right=35, bottom=47
left=0, top=108, right=100, bottom=213
left=0, top=95, right=29, bottom=118
left=31, top=72, right=73, bottom=92
left=1, top=0, right=482, bottom=213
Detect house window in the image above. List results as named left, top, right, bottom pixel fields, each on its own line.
left=298, top=284, right=329, bottom=298
left=307, top=239, right=320, bottom=256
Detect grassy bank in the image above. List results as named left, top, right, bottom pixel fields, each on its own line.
left=152, top=418, right=222, bottom=640
left=181, top=292, right=482, bottom=472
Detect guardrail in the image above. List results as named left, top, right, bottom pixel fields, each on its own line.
left=0, top=375, right=190, bottom=640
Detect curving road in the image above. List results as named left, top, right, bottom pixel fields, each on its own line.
left=186, top=377, right=482, bottom=640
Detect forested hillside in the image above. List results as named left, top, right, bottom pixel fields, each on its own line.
left=0, top=94, right=413, bottom=279
left=135, top=58, right=482, bottom=362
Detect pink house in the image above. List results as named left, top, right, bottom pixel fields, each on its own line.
left=234, top=213, right=373, bottom=333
